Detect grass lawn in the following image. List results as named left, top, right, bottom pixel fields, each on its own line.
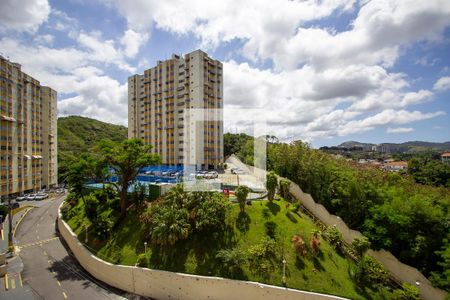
left=65, top=197, right=390, bottom=299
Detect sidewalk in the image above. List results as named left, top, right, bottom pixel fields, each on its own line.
left=0, top=207, right=35, bottom=299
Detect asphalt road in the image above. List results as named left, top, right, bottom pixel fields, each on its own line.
left=10, top=195, right=135, bottom=300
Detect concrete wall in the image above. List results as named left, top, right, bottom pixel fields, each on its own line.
left=226, top=155, right=447, bottom=300
left=58, top=203, right=346, bottom=300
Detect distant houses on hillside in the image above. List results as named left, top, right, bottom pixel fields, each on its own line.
left=442, top=152, right=450, bottom=164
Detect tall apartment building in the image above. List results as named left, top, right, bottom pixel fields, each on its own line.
left=128, top=50, right=223, bottom=169
left=0, top=55, right=58, bottom=199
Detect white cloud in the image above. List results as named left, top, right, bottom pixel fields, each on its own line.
left=387, top=127, right=414, bottom=133
left=107, top=0, right=450, bottom=71
left=120, top=29, right=149, bottom=58
left=433, top=76, right=450, bottom=91
left=0, top=0, right=50, bottom=32
left=34, top=34, right=54, bottom=45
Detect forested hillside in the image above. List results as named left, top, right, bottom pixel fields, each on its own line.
left=225, top=133, right=450, bottom=292
left=57, top=116, right=128, bottom=180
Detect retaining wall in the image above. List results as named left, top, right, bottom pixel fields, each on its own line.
left=58, top=203, right=346, bottom=300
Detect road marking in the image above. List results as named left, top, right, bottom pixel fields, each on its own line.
left=57, top=280, right=61, bottom=287
left=11, top=277, right=15, bottom=290
left=19, top=272, right=23, bottom=287
left=63, top=291, right=68, bottom=299
left=18, top=237, right=58, bottom=249
left=4, top=273, right=8, bottom=290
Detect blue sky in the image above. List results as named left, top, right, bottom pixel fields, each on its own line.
left=0, top=0, right=449, bottom=148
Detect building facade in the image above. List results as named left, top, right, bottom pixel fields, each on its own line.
left=128, top=50, right=223, bottom=169
left=0, top=55, right=58, bottom=199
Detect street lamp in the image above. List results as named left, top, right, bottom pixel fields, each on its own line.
left=144, top=241, right=148, bottom=253
left=282, top=259, right=287, bottom=286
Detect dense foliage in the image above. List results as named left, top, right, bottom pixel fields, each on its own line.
left=228, top=134, right=450, bottom=291
left=58, top=116, right=128, bottom=182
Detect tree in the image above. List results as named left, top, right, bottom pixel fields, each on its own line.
left=64, top=154, right=95, bottom=202
left=96, top=138, right=160, bottom=218
left=235, top=185, right=251, bottom=212
left=266, top=171, right=278, bottom=202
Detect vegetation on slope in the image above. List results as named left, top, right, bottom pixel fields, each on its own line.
left=224, top=133, right=450, bottom=292
left=63, top=188, right=398, bottom=299
left=58, top=116, right=128, bottom=181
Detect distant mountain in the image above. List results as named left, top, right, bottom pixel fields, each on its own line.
left=58, top=116, right=128, bottom=179
left=337, top=140, right=450, bottom=153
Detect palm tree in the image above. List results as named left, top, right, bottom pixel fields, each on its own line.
left=151, top=205, right=191, bottom=246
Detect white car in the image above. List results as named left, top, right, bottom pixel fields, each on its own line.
left=25, top=194, right=36, bottom=200
left=16, top=195, right=27, bottom=201
left=35, top=193, right=48, bottom=200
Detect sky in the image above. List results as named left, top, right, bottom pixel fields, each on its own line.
left=0, top=0, right=449, bottom=148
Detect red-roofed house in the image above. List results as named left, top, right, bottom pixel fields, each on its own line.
left=442, top=152, right=450, bottom=165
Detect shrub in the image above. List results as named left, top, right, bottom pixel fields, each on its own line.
left=60, top=203, right=74, bottom=220
left=392, top=283, right=420, bottom=300
left=292, top=234, right=307, bottom=256
left=93, top=214, right=113, bottom=240
left=93, top=189, right=108, bottom=204
left=310, top=230, right=321, bottom=255
left=262, top=207, right=271, bottom=219
left=136, top=253, right=149, bottom=267
left=279, top=179, right=291, bottom=199
left=352, top=236, right=371, bottom=257
left=247, top=237, right=280, bottom=280
left=354, top=255, right=389, bottom=288
left=266, top=171, right=278, bottom=202
left=216, top=247, right=247, bottom=278
left=84, top=194, right=99, bottom=221
left=235, top=185, right=251, bottom=212
left=66, top=192, right=78, bottom=207
left=324, top=225, right=343, bottom=250
left=108, top=197, right=120, bottom=211
left=264, top=221, right=277, bottom=239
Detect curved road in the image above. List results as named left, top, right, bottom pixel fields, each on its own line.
left=11, top=194, right=141, bottom=300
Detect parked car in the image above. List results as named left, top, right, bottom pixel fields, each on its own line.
left=25, top=194, right=36, bottom=200
left=16, top=195, right=27, bottom=201
left=35, top=193, right=48, bottom=200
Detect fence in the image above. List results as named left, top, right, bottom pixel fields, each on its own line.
left=225, top=155, right=448, bottom=300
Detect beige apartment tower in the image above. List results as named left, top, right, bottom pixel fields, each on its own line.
left=128, top=50, right=223, bottom=169
left=0, top=55, right=58, bottom=199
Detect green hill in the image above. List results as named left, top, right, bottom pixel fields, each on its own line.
left=58, top=115, right=128, bottom=180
